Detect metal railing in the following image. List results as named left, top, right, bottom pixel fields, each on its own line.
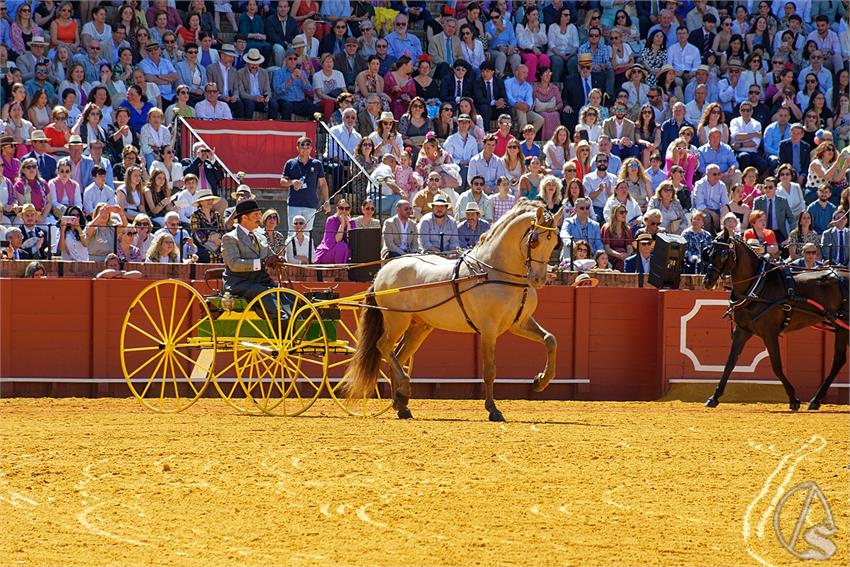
left=175, top=117, right=243, bottom=201
left=315, top=121, right=388, bottom=221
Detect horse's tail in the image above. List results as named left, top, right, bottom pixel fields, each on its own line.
left=341, top=289, right=384, bottom=400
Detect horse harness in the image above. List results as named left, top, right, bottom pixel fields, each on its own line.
left=714, top=243, right=850, bottom=333
left=451, top=217, right=560, bottom=334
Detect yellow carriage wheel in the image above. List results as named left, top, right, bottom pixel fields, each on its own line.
left=120, top=280, right=216, bottom=413
left=326, top=304, right=406, bottom=417
left=233, top=289, right=328, bottom=416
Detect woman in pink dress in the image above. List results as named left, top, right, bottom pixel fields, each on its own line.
left=383, top=55, right=416, bottom=120
left=532, top=67, right=563, bottom=142
left=665, top=137, right=697, bottom=191
left=315, top=199, right=354, bottom=264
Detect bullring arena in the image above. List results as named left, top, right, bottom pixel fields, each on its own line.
left=1, top=271, right=848, bottom=566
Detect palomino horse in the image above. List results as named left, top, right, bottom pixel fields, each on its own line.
left=702, top=234, right=849, bottom=410
left=342, top=200, right=564, bottom=421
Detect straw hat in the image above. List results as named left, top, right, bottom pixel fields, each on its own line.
left=28, top=130, right=49, bottom=143
left=231, top=184, right=255, bottom=200
left=192, top=189, right=220, bottom=206
left=430, top=195, right=450, bottom=207
left=379, top=111, right=397, bottom=123
left=0, top=136, right=18, bottom=147
left=464, top=201, right=480, bottom=213
left=243, top=48, right=265, bottom=65
left=572, top=273, right=599, bottom=287
left=65, top=134, right=85, bottom=148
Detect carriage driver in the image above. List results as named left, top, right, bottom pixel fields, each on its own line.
left=221, top=199, right=290, bottom=320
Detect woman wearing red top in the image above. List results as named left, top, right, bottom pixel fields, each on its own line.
left=743, top=210, right=778, bottom=257
left=43, top=106, right=72, bottom=154
left=568, top=140, right=592, bottom=181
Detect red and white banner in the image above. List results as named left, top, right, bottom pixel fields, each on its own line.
left=183, top=120, right=317, bottom=188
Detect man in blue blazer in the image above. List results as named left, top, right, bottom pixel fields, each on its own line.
left=23, top=130, right=56, bottom=181
left=752, top=180, right=795, bottom=243
left=624, top=233, right=655, bottom=273
left=821, top=210, right=848, bottom=267
left=790, top=243, right=823, bottom=268
left=778, top=125, right=811, bottom=184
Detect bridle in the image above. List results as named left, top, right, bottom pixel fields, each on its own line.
left=703, top=238, right=736, bottom=285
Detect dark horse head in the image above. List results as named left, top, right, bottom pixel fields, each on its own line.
left=702, top=231, right=738, bottom=289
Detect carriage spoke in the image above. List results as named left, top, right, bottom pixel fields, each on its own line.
left=138, top=353, right=167, bottom=399
left=123, top=346, right=162, bottom=353
left=136, top=301, right=165, bottom=341
left=168, top=354, right=181, bottom=402
left=171, top=316, right=209, bottom=346
left=172, top=347, right=211, bottom=376
left=170, top=291, right=196, bottom=344
left=159, top=346, right=169, bottom=410
left=173, top=354, right=201, bottom=397
left=166, top=282, right=179, bottom=342
left=127, top=322, right=165, bottom=345
left=154, top=285, right=168, bottom=339
left=283, top=357, right=322, bottom=394
left=126, top=350, right=165, bottom=380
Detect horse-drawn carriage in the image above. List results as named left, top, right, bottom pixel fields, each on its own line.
left=120, top=201, right=564, bottom=421
left=119, top=272, right=401, bottom=417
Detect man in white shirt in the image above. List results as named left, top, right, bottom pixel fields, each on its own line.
left=443, top=114, right=480, bottom=186
left=326, top=108, right=362, bottom=161
left=82, top=165, right=116, bottom=217
left=729, top=100, right=768, bottom=175
left=584, top=153, right=618, bottom=221
left=467, top=134, right=507, bottom=193
left=667, top=25, right=700, bottom=81
left=195, top=82, right=233, bottom=120
left=685, top=83, right=709, bottom=125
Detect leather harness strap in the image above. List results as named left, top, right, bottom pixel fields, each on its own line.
left=453, top=255, right=482, bottom=334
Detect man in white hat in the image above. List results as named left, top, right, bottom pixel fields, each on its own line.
left=206, top=44, right=244, bottom=118
left=457, top=201, right=490, bottom=248
left=17, top=35, right=49, bottom=82
left=65, top=135, right=94, bottom=191
left=17, top=203, right=49, bottom=259
left=419, top=195, right=459, bottom=253
left=139, top=40, right=179, bottom=103
left=237, top=48, right=277, bottom=119
left=224, top=185, right=256, bottom=229
left=23, top=130, right=56, bottom=180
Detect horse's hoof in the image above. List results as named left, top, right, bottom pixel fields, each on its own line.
left=488, top=411, right=505, bottom=422
left=532, top=373, right=549, bottom=392
left=393, top=393, right=409, bottom=411
left=807, top=400, right=821, bottom=411
left=790, top=399, right=801, bottom=412
left=705, top=396, right=719, bottom=408
left=397, top=408, right=413, bottom=419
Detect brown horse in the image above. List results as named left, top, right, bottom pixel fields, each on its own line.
left=702, top=234, right=849, bottom=410
left=341, top=200, right=564, bottom=421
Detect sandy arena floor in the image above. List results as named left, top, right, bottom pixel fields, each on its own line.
left=1, top=398, right=847, bottom=567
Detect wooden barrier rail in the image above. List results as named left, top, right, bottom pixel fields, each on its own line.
left=0, top=277, right=845, bottom=404
left=0, top=259, right=710, bottom=289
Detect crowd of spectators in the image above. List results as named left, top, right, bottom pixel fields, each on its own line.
left=0, top=0, right=848, bottom=274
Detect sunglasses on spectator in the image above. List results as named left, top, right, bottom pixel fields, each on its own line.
left=293, top=221, right=305, bottom=225
left=338, top=206, right=351, bottom=210
left=627, top=162, right=639, bottom=169
left=125, top=231, right=138, bottom=236
left=187, top=50, right=198, bottom=54
left=363, top=206, right=375, bottom=211
left=780, top=171, right=791, bottom=176
left=472, top=181, right=485, bottom=186
left=396, top=22, right=407, bottom=27
left=299, top=141, right=312, bottom=147
left=577, top=206, right=589, bottom=210
left=22, top=164, right=36, bottom=170
left=804, top=251, right=818, bottom=255
left=639, top=241, right=653, bottom=246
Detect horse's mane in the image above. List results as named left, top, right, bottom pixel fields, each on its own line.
left=475, top=199, right=543, bottom=249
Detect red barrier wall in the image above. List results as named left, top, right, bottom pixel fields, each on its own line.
left=0, top=279, right=845, bottom=402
